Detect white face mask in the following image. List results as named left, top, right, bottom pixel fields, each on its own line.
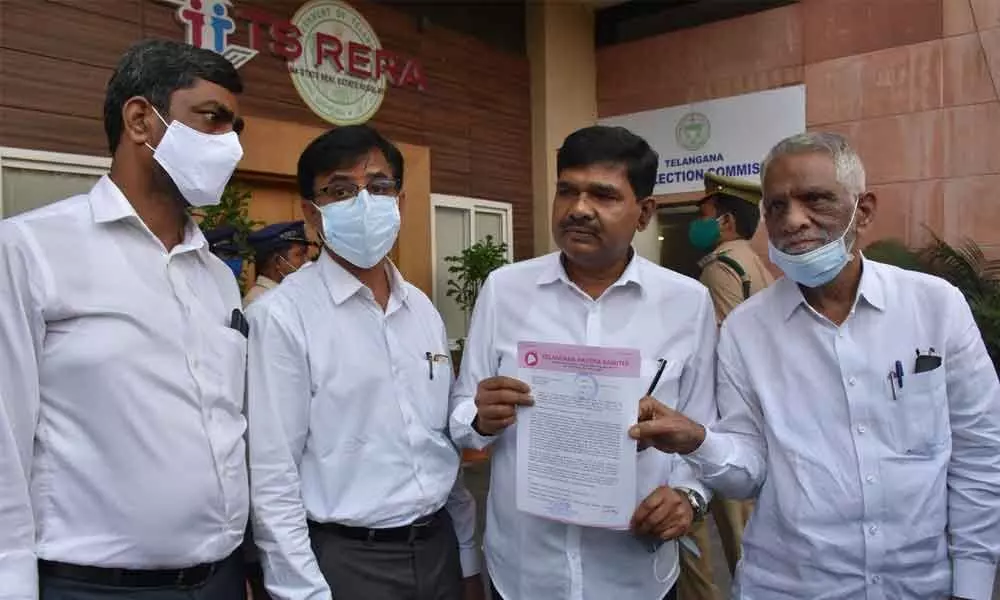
left=145, top=107, right=243, bottom=207
left=313, top=190, right=401, bottom=269
left=768, top=198, right=860, bottom=288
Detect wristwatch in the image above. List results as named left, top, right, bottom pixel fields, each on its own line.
left=675, top=487, right=708, bottom=522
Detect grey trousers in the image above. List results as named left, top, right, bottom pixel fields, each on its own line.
left=39, top=553, right=245, bottom=600
left=309, top=512, right=462, bottom=600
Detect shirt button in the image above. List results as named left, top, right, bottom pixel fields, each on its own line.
left=871, top=575, right=881, bottom=584
left=857, top=424, right=867, bottom=434
left=865, top=475, right=875, bottom=483
left=869, top=525, right=879, bottom=535
left=848, top=377, right=857, bottom=386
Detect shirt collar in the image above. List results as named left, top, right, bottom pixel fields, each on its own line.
left=317, top=252, right=409, bottom=307
left=536, top=250, right=644, bottom=292
left=256, top=275, right=279, bottom=290
left=89, top=175, right=206, bottom=252
left=777, top=255, right=885, bottom=321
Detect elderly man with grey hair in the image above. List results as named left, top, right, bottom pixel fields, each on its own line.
left=629, top=132, right=1000, bottom=600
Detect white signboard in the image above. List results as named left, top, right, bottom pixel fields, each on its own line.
left=599, top=85, right=806, bottom=195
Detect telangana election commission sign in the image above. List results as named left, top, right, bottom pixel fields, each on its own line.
left=599, top=85, right=806, bottom=195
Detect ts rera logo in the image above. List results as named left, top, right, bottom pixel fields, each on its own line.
left=157, top=0, right=259, bottom=69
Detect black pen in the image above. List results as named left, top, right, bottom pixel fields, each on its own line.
left=646, top=358, right=667, bottom=396
left=425, top=352, right=434, bottom=380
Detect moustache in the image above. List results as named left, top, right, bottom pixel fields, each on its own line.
left=559, top=219, right=599, bottom=235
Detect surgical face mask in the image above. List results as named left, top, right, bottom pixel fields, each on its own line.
left=768, top=199, right=860, bottom=288
left=313, top=190, right=401, bottom=269
left=145, top=107, right=243, bottom=207
left=275, top=254, right=300, bottom=278
left=687, top=216, right=723, bottom=251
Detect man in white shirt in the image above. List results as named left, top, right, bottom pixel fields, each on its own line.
left=246, top=125, right=482, bottom=600
left=450, top=125, right=717, bottom=600
left=630, top=132, right=1000, bottom=600
left=0, top=40, right=250, bottom=600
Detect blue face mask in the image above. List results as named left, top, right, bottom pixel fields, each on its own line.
left=223, top=257, right=243, bottom=280
left=313, top=190, right=401, bottom=269
left=768, top=200, right=859, bottom=288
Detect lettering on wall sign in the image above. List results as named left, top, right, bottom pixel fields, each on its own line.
left=157, top=0, right=426, bottom=125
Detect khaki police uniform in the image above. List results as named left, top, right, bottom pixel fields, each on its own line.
left=698, top=240, right=774, bottom=324
left=679, top=172, right=773, bottom=600
left=242, top=275, right=278, bottom=308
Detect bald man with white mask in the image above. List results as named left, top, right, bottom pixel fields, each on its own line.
left=630, top=132, right=1000, bottom=600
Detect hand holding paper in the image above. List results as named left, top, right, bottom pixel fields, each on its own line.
left=473, top=376, right=534, bottom=436
left=628, top=396, right=706, bottom=455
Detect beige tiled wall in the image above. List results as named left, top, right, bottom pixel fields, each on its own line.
left=598, top=0, right=1000, bottom=257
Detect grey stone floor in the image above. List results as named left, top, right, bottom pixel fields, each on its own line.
left=463, top=460, right=1000, bottom=600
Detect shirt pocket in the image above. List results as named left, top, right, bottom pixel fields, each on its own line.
left=415, top=350, right=452, bottom=431
left=206, top=327, right=248, bottom=413
left=893, top=367, right=948, bottom=456
left=641, top=358, right=684, bottom=409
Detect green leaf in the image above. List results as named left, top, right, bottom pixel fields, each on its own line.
left=193, top=181, right=262, bottom=294
left=443, top=235, right=510, bottom=316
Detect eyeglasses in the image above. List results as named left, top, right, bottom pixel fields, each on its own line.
left=314, top=178, right=400, bottom=204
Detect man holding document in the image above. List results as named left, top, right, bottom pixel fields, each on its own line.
left=450, top=125, right=718, bottom=600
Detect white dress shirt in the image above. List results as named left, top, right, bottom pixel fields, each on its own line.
left=246, top=252, right=478, bottom=600
left=0, top=176, right=249, bottom=599
left=450, top=251, right=717, bottom=600
left=688, top=258, right=1000, bottom=600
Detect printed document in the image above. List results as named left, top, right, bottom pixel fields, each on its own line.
left=515, top=341, right=642, bottom=529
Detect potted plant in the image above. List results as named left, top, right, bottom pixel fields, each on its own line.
left=193, top=182, right=261, bottom=293
left=444, top=235, right=509, bottom=466
left=444, top=234, right=510, bottom=364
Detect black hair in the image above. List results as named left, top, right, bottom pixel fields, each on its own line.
left=103, top=39, right=243, bottom=154
left=297, top=125, right=404, bottom=200
left=708, top=193, right=761, bottom=240
left=254, top=242, right=306, bottom=270
left=556, top=125, right=659, bottom=199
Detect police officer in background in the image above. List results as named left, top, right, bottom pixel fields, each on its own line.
left=206, top=224, right=247, bottom=282
left=244, top=221, right=311, bottom=307
left=678, top=172, right=773, bottom=600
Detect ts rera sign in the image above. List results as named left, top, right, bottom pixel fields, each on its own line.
left=158, top=0, right=426, bottom=125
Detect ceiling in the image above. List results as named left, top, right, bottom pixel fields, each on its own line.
left=595, top=0, right=799, bottom=47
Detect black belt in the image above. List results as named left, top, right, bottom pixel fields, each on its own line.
left=309, top=508, right=446, bottom=543
left=37, top=551, right=236, bottom=589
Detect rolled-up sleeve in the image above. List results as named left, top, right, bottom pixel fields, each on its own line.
left=450, top=275, right=501, bottom=451
left=246, top=301, right=331, bottom=600
left=0, top=222, right=45, bottom=600
left=685, top=321, right=768, bottom=500
left=943, top=286, right=1000, bottom=600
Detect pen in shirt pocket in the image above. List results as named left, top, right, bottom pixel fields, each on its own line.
left=425, top=352, right=449, bottom=380
left=646, top=358, right=667, bottom=396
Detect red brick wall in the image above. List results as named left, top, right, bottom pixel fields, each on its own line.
left=0, top=0, right=534, bottom=259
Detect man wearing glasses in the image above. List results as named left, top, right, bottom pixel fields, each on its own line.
left=245, top=125, right=482, bottom=600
